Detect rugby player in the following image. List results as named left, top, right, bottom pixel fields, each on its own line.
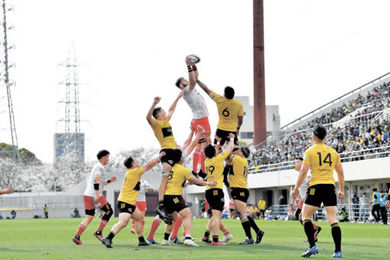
left=72, top=150, right=117, bottom=245
left=203, top=134, right=235, bottom=245
left=159, top=149, right=216, bottom=247
left=175, top=56, right=211, bottom=175
left=228, top=146, right=264, bottom=245
left=292, top=125, right=344, bottom=258
left=196, top=79, right=243, bottom=146
left=146, top=93, right=184, bottom=222
left=101, top=152, right=164, bottom=248
left=294, top=158, right=322, bottom=242
left=130, top=179, right=153, bottom=234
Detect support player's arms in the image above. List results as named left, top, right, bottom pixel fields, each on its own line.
left=188, top=176, right=216, bottom=186
left=224, top=133, right=235, bottom=155
left=168, top=90, right=185, bottom=118
left=196, top=79, right=212, bottom=95
left=146, top=96, right=161, bottom=125
left=183, top=127, right=203, bottom=158
left=292, top=163, right=310, bottom=198
left=335, top=163, right=344, bottom=199
left=142, top=152, right=165, bottom=172
left=182, top=126, right=195, bottom=151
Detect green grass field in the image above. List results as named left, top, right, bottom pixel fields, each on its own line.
left=0, top=217, right=389, bottom=260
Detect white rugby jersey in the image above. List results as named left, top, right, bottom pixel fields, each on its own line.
left=84, top=162, right=106, bottom=197
left=136, top=179, right=151, bottom=202
left=183, top=87, right=209, bottom=119
left=299, top=174, right=311, bottom=199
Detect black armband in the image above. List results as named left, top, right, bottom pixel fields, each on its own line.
left=106, top=179, right=111, bottom=184
left=94, top=183, right=99, bottom=191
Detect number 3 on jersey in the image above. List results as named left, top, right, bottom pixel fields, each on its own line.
left=317, top=152, right=332, bottom=166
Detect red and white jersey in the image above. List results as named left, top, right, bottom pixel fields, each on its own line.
left=136, top=179, right=151, bottom=202
left=183, top=87, right=209, bottom=119
left=84, top=162, right=106, bottom=197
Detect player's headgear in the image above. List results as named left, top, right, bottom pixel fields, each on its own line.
left=97, top=150, right=110, bottom=160
left=313, top=125, right=326, bottom=140
left=204, top=144, right=216, bottom=158
left=224, top=86, right=235, bottom=99
left=240, top=147, right=250, bottom=158
left=175, top=77, right=184, bottom=89
left=152, top=107, right=162, bottom=119
left=124, top=157, right=134, bottom=169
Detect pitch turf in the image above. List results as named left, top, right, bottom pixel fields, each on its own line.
left=0, top=217, right=389, bottom=259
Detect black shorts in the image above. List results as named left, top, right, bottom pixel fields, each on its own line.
left=163, top=195, right=188, bottom=214
left=304, top=184, right=337, bottom=207
left=214, top=129, right=238, bottom=146
left=231, top=188, right=249, bottom=203
left=160, top=149, right=182, bottom=167
left=117, top=201, right=136, bottom=214
left=205, top=188, right=225, bottom=212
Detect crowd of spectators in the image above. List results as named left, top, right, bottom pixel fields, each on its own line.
left=250, top=81, right=390, bottom=172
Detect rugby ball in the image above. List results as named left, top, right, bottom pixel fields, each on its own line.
left=186, top=54, right=201, bottom=64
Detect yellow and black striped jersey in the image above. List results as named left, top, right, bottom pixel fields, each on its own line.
left=118, top=167, right=144, bottom=205
left=209, top=92, right=243, bottom=132
left=205, top=151, right=229, bottom=190
left=303, top=143, right=341, bottom=186
left=230, top=155, right=248, bottom=189
left=150, top=114, right=176, bottom=149
left=165, top=164, right=193, bottom=195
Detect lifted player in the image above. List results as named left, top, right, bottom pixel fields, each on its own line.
left=227, top=146, right=264, bottom=245
left=146, top=92, right=184, bottom=222
left=196, top=78, right=243, bottom=146
left=101, top=152, right=164, bottom=248
left=73, top=150, right=117, bottom=245
left=292, top=125, right=344, bottom=258
left=175, top=55, right=211, bottom=174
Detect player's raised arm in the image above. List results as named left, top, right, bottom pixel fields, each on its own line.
left=168, top=90, right=184, bottom=118
left=182, top=126, right=195, bottom=151
left=196, top=79, right=212, bottom=95
left=142, top=152, right=165, bottom=172
left=146, top=97, right=161, bottom=125
left=186, top=58, right=198, bottom=91
left=292, top=163, right=310, bottom=198
left=104, top=176, right=117, bottom=186
left=183, top=126, right=203, bottom=158
left=335, top=163, right=345, bottom=199
left=188, top=175, right=216, bottom=186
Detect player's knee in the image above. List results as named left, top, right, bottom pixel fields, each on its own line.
left=102, top=204, right=113, bottom=221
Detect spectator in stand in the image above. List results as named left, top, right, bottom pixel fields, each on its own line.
left=44, top=204, right=49, bottom=218
left=10, top=210, right=16, bottom=219
left=371, top=188, right=381, bottom=223
left=339, top=207, right=349, bottom=222
left=73, top=208, right=80, bottom=218
left=351, top=193, right=360, bottom=222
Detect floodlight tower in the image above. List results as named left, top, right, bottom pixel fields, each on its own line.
left=54, top=44, right=84, bottom=162
left=0, top=0, right=19, bottom=160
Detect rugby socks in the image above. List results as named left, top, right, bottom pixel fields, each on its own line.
left=164, top=232, right=170, bottom=241
left=138, top=236, right=146, bottom=243
left=98, top=220, right=108, bottom=232
left=223, top=230, right=230, bottom=236
left=171, top=216, right=182, bottom=238
left=241, top=219, right=252, bottom=239
left=247, top=216, right=260, bottom=233
left=212, top=235, right=219, bottom=243
left=203, top=230, right=210, bottom=238
left=132, top=219, right=135, bottom=230
left=76, top=224, right=86, bottom=237
left=147, top=218, right=161, bottom=240
left=106, top=231, right=115, bottom=241
left=331, top=222, right=342, bottom=252
left=132, top=219, right=145, bottom=231
left=303, top=220, right=316, bottom=247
